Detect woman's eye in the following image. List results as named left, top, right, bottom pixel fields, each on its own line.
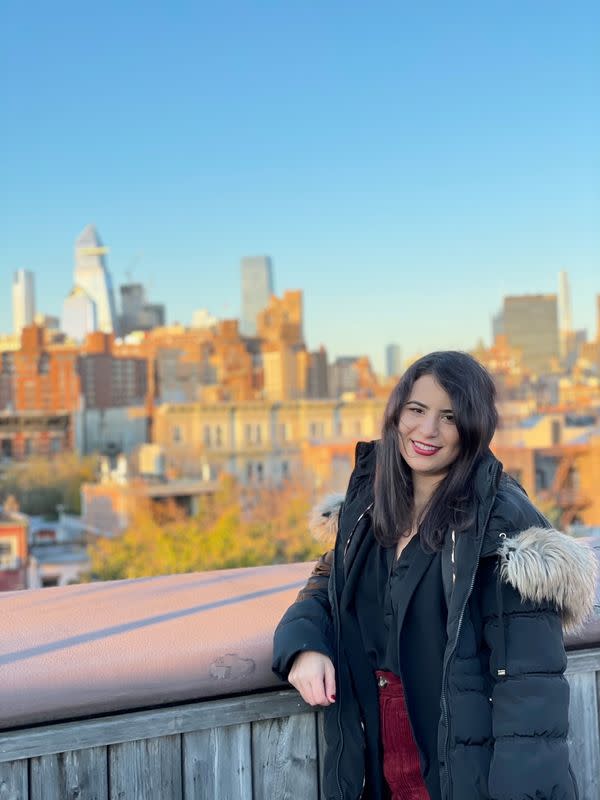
left=442, top=414, right=455, bottom=423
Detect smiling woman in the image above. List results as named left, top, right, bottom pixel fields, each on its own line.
left=273, top=350, right=598, bottom=800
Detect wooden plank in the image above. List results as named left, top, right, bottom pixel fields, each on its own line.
left=109, top=735, right=182, bottom=800
left=29, top=747, right=108, bottom=800
left=252, top=712, right=318, bottom=800
left=567, top=671, right=600, bottom=800
left=0, top=761, right=27, bottom=800
left=316, top=711, right=326, bottom=800
left=566, top=648, right=600, bottom=675
left=0, top=690, right=308, bottom=764
left=182, top=724, right=251, bottom=800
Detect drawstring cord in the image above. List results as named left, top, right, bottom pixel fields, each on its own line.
left=496, top=533, right=508, bottom=678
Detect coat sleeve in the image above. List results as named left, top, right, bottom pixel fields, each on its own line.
left=479, top=553, right=576, bottom=800
left=271, top=549, right=335, bottom=681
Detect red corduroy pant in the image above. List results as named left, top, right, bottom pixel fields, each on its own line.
left=376, top=670, right=430, bottom=800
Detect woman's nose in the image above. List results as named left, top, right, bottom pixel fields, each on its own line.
left=420, top=414, right=439, bottom=436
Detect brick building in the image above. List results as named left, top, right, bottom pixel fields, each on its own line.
left=80, top=332, right=148, bottom=409
left=0, top=507, right=28, bottom=591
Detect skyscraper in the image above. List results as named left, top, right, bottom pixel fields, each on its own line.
left=62, top=286, right=97, bottom=342
left=119, top=283, right=166, bottom=335
left=240, top=256, right=274, bottom=336
left=503, top=294, right=559, bottom=374
left=558, top=271, right=573, bottom=360
left=12, top=270, right=35, bottom=335
left=73, top=225, right=117, bottom=334
left=385, top=344, right=402, bottom=378
left=558, top=271, right=573, bottom=334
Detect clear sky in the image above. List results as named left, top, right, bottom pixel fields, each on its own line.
left=1, top=1, right=598, bottom=372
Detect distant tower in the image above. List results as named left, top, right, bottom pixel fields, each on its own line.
left=385, top=344, right=402, bottom=378
left=12, top=270, right=35, bottom=335
left=240, top=256, right=274, bottom=336
left=503, top=294, right=559, bottom=374
left=73, top=225, right=117, bottom=334
left=558, top=271, right=573, bottom=359
left=62, top=286, right=97, bottom=342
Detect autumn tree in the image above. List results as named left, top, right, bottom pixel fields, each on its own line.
left=0, top=454, right=98, bottom=517
left=86, top=476, right=325, bottom=581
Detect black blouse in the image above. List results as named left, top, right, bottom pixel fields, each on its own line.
left=355, top=534, right=447, bottom=674
left=353, top=530, right=448, bottom=799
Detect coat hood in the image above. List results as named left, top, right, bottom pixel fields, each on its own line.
left=498, top=525, right=599, bottom=634
left=308, top=493, right=345, bottom=544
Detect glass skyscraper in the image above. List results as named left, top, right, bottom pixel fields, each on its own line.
left=12, top=269, right=35, bottom=335
left=73, top=225, right=118, bottom=335
left=240, top=256, right=274, bottom=336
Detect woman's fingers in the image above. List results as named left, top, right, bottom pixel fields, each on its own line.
left=288, top=651, right=336, bottom=706
left=324, top=658, right=336, bottom=702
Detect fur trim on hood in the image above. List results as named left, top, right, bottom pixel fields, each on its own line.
left=498, top=526, right=599, bottom=634
left=309, top=493, right=345, bottom=544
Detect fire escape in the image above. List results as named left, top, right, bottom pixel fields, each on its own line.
left=540, top=447, right=590, bottom=528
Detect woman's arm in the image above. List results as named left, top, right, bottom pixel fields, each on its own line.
left=271, top=549, right=334, bottom=683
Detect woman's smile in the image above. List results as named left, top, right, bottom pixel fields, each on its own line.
left=410, top=440, right=442, bottom=456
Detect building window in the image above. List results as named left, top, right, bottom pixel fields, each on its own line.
left=246, top=461, right=253, bottom=481
left=50, top=438, right=61, bottom=454
left=38, top=354, right=50, bottom=375
left=0, top=537, right=19, bottom=569
left=215, top=426, right=222, bottom=447
left=256, top=462, right=264, bottom=482
left=279, top=423, right=288, bottom=442
left=309, top=421, right=324, bottom=439
left=1, top=439, right=13, bottom=458
left=203, top=425, right=211, bottom=447
left=245, top=424, right=253, bottom=444
left=23, top=438, right=33, bottom=457
left=535, top=469, right=547, bottom=492
left=172, top=425, right=182, bottom=444
left=255, top=425, right=262, bottom=444
left=282, top=461, right=289, bottom=479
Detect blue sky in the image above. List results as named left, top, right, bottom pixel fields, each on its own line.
left=1, top=1, right=598, bottom=372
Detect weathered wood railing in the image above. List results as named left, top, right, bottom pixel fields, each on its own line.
left=0, top=555, right=599, bottom=800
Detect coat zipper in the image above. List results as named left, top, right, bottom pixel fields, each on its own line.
left=569, top=765, right=579, bottom=799
left=439, top=462, right=501, bottom=800
left=333, top=500, right=373, bottom=800
left=343, top=502, right=374, bottom=561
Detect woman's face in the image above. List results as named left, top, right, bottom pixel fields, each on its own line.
left=397, top=374, right=461, bottom=479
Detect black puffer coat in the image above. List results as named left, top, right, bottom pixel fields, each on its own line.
left=272, top=442, right=598, bottom=800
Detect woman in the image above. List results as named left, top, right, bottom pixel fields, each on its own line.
left=272, top=351, right=597, bottom=800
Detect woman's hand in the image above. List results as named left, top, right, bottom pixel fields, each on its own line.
left=288, top=650, right=336, bottom=706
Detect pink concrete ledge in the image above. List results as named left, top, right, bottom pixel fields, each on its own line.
left=0, top=563, right=313, bottom=730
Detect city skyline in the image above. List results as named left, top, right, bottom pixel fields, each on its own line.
left=1, top=228, right=597, bottom=373
left=1, top=3, right=598, bottom=370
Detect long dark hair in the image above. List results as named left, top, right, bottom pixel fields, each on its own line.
left=373, top=351, right=498, bottom=551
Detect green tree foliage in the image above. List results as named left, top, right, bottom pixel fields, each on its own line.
left=86, top=476, right=325, bottom=581
left=0, top=454, right=98, bottom=517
